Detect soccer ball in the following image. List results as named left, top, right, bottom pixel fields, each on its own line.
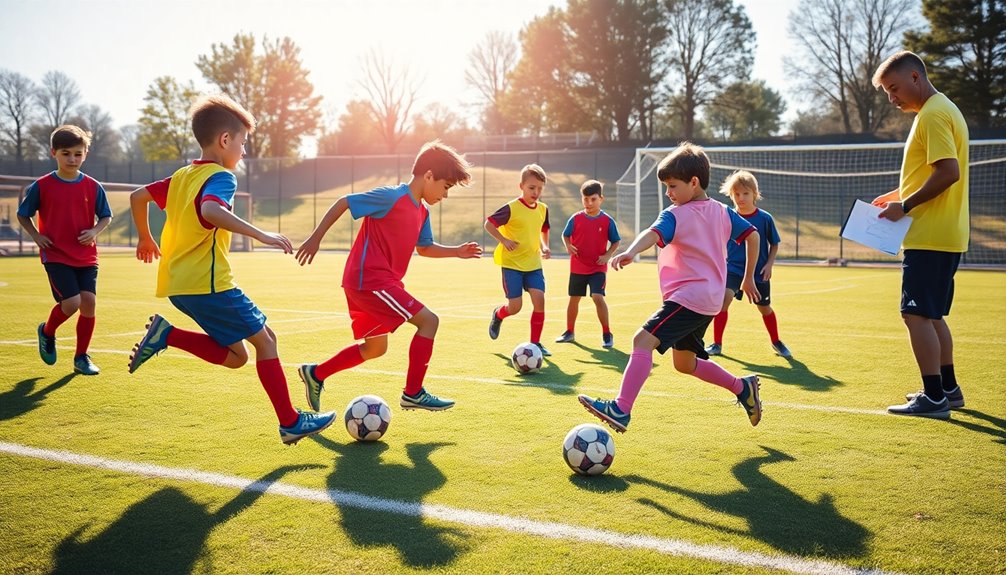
left=343, top=395, right=392, bottom=441
left=563, top=423, right=615, bottom=476
left=511, top=342, right=544, bottom=374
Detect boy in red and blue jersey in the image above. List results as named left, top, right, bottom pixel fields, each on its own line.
left=18, top=125, right=112, bottom=376
left=555, top=180, right=621, bottom=348
left=295, top=141, right=481, bottom=413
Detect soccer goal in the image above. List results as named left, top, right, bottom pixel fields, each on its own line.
left=615, top=141, right=1006, bottom=265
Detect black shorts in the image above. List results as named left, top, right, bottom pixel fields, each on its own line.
left=568, top=272, right=607, bottom=297
left=641, top=300, right=712, bottom=357
left=726, top=272, right=771, bottom=306
left=43, top=263, right=98, bottom=303
left=901, top=249, right=961, bottom=319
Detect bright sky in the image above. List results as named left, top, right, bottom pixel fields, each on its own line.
left=0, top=0, right=799, bottom=147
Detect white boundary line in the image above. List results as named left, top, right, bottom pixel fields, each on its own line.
left=0, top=441, right=897, bottom=575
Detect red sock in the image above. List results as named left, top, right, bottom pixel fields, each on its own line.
left=713, top=310, right=728, bottom=344
left=256, top=358, right=299, bottom=427
left=530, top=311, right=544, bottom=344
left=495, top=306, right=511, bottom=320
left=315, top=344, right=365, bottom=381
left=75, top=315, right=95, bottom=356
left=601, top=324, right=610, bottom=335
left=404, top=335, right=434, bottom=396
left=166, top=327, right=229, bottom=365
left=44, top=305, right=71, bottom=337
left=762, top=312, right=780, bottom=342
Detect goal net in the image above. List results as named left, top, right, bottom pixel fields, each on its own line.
left=616, top=141, right=1006, bottom=265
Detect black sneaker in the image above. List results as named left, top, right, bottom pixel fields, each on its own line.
left=906, top=386, right=965, bottom=409
left=533, top=342, right=552, bottom=357
left=555, top=330, right=575, bottom=343
left=489, top=307, right=503, bottom=340
left=771, top=340, right=793, bottom=358
left=602, top=332, right=614, bottom=349
left=888, top=394, right=951, bottom=420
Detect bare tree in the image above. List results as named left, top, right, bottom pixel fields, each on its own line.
left=32, top=70, right=82, bottom=152
left=0, top=69, right=39, bottom=162
left=71, top=104, right=122, bottom=161
left=786, top=0, right=918, bottom=134
left=119, top=124, right=145, bottom=162
left=358, top=49, right=422, bottom=153
left=465, top=30, right=518, bottom=134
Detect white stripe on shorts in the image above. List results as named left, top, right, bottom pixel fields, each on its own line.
left=372, top=289, right=412, bottom=320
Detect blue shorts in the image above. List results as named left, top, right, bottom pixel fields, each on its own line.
left=568, top=272, right=606, bottom=297
left=43, top=262, right=98, bottom=302
left=502, top=267, right=545, bottom=299
left=901, top=250, right=960, bottom=319
left=168, top=288, right=267, bottom=346
left=726, top=272, right=771, bottom=306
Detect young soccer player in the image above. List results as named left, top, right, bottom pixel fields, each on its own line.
left=17, top=125, right=112, bottom=376
left=705, top=170, right=791, bottom=358
left=127, top=94, right=336, bottom=445
left=485, top=164, right=552, bottom=356
left=295, top=141, right=481, bottom=413
left=555, top=179, right=621, bottom=348
left=578, top=142, right=763, bottom=433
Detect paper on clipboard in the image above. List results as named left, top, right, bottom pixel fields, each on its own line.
left=840, top=199, right=912, bottom=256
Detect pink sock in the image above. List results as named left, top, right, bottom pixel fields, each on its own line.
left=692, top=358, right=743, bottom=394
left=614, top=349, right=653, bottom=413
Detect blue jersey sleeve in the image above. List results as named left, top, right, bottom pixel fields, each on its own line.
left=607, top=215, right=621, bottom=242
left=202, top=171, right=238, bottom=206
left=417, top=212, right=434, bottom=247
left=17, top=181, right=41, bottom=217
left=562, top=215, right=575, bottom=238
left=650, top=208, right=676, bottom=246
left=94, top=183, right=112, bottom=218
left=765, top=213, right=781, bottom=245
left=728, top=208, right=755, bottom=243
left=347, top=186, right=406, bottom=220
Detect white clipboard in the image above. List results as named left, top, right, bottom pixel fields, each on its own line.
left=840, top=200, right=912, bottom=256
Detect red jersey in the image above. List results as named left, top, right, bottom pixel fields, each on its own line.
left=562, top=210, right=621, bottom=275
left=17, top=171, right=112, bottom=267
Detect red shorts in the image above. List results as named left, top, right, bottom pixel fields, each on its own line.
left=344, top=286, right=425, bottom=340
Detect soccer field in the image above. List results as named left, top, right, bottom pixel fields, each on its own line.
left=1, top=252, right=1004, bottom=575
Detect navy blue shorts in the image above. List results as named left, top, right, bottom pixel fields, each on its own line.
left=502, top=267, right=546, bottom=299
left=43, top=263, right=98, bottom=302
left=726, top=272, right=771, bottom=306
left=641, top=301, right=712, bottom=357
left=901, top=250, right=961, bottom=319
left=169, top=287, right=267, bottom=346
left=568, top=272, right=606, bottom=297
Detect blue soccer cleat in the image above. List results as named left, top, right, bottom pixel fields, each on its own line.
left=705, top=342, right=722, bottom=356
left=37, top=323, right=57, bottom=366
left=578, top=394, right=630, bottom=433
left=279, top=410, right=337, bottom=445
left=533, top=342, right=552, bottom=357
left=400, top=388, right=455, bottom=411
left=771, top=340, right=793, bottom=359
left=128, top=314, right=172, bottom=374
left=555, top=330, right=575, bottom=343
left=73, top=353, right=100, bottom=376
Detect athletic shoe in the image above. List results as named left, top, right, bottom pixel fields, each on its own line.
left=906, top=386, right=965, bottom=409
left=37, top=323, right=56, bottom=366
left=771, top=340, right=793, bottom=358
left=128, top=314, right=172, bottom=374
left=298, top=364, right=325, bottom=411
left=73, top=353, right=100, bottom=376
left=602, top=332, right=614, bottom=349
left=578, top=394, right=630, bottom=433
left=279, top=410, right=336, bottom=445
left=555, top=330, right=575, bottom=343
left=735, top=375, right=762, bottom=426
left=534, top=342, right=552, bottom=357
left=888, top=394, right=951, bottom=420
left=489, top=307, right=503, bottom=340
left=705, top=342, right=722, bottom=356
left=400, top=388, right=455, bottom=411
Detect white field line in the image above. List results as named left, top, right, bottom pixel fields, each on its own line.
left=0, top=441, right=898, bottom=575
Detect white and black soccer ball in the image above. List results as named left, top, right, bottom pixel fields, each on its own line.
left=511, top=342, right=544, bottom=374
left=343, top=395, right=392, bottom=441
left=563, top=423, right=615, bottom=476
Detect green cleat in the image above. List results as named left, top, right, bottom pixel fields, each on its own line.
left=73, top=353, right=100, bottom=376
left=735, top=375, right=762, bottom=426
left=128, top=314, right=173, bottom=374
left=37, top=323, right=57, bottom=365
left=400, top=388, right=455, bottom=411
left=298, top=364, right=325, bottom=412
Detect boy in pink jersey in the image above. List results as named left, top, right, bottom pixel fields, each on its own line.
left=296, top=141, right=481, bottom=413
left=578, top=142, right=764, bottom=433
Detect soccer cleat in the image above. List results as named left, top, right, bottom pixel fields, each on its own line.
left=888, top=394, right=951, bottom=419
left=128, top=314, right=173, bottom=374
left=488, top=307, right=503, bottom=340
left=37, top=323, right=57, bottom=365
left=298, top=364, right=325, bottom=411
left=906, top=386, right=965, bottom=409
left=602, top=332, right=614, bottom=349
left=705, top=342, right=722, bottom=356
left=400, top=388, right=455, bottom=411
left=555, top=330, right=576, bottom=343
left=578, top=394, right=630, bottom=433
left=771, top=340, right=793, bottom=358
left=73, top=353, right=100, bottom=376
left=735, top=375, right=762, bottom=426
left=279, top=410, right=337, bottom=445
left=533, top=342, right=552, bottom=357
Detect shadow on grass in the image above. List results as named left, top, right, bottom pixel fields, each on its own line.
left=492, top=352, right=584, bottom=395
left=568, top=472, right=630, bottom=493
left=312, top=434, right=469, bottom=568
left=724, top=355, right=843, bottom=392
left=624, top=446, right=871, bottom=559
left=50, top=464, right=322, bottom=575
left=949, top=409, right=1006, bottom=446
left=0, top=374, right=77, bottom=422
left=570, top=341, right=628, bottom=374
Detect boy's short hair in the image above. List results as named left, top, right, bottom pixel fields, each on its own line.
left=190, top=94, right=256, bottom=148
left=719, top=170, right=762, bottom=201
left=412, top=140, right=473, bottom=186
left=521, top=164, right=547, bottom=184
left=581, top=179, right=603, bottom=196
left=872, top=50, right=928, bottom=89
left=50, top=125, right=91, bottom=150
left=657, top=142, right=710, bottom=190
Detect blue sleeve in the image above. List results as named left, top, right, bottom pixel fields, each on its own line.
left=728, top=208, right=755, bottom=243
left=417, top=212, right=434, bottom=247
left=202, top=171, right=238, bottom=206
left=650, top=209, right=676, bottom=246
left=346, top=186, right=403, bottom=220
left=562, top=215, right=575, bottom=238
left=766, top=214, right=781, bottom=245
left=607, top=216, right=621, bottom=242
left=17, top=182, right=40, bottom=217
left=94, top=183, right=112, bottom=218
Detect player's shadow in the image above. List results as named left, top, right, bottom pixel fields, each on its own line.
left=725, top=356, right=842, bottom=392
left=313, top=434, right=469, bottom=567
left=624, top=446, right=870, bottom=559
left=949, top=409, right=1006, bottom=446
left=571, top=341, right=628, bottom=373
left=0, top=374, right=76, bottom=422
left=49, top=464, right=322, bottom=575
left=493, top=351, right=584, bottom=395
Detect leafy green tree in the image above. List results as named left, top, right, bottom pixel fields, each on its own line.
left=137, top=76, right=199, bottom=161
left=705, top=80, right=787, bottom=141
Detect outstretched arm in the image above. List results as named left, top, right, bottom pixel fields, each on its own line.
left=610, top=230, right=660, bottom=270
left=416, top=242, right=483, bottom=259
left=297, top=197, right=350, bottom=265
left=201, top=202, right=293, bottom=253
left=130, top=187, right=160, bottom=263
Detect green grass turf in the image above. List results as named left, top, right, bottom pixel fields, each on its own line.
left=1, top=252, right=1004, bottom=574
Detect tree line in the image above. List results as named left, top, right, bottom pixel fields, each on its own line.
left=1, top=0, right=1002, bottom=162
